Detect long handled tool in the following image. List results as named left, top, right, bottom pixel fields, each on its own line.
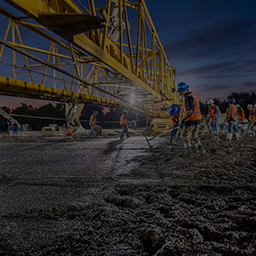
left=142, top=133, right=154, bottom=151
left=230, top=116, right=256, bottom=151
left=148, top=127, right=178, bottom=141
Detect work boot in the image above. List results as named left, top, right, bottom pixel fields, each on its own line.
left=226, top=133, right=232, bottom=141
left=183, top=143, right=191, bottom=154
left=169, top=135, right=175, bottom=144
left=195, top=141, right=206, bottom=155
left=235, top=132, right=240, bottom=140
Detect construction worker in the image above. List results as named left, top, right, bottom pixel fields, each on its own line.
left=96, top=125, right=102, bottom=136
left=66, top=127, right=78, bottom=137
left=247, top=104, right=255, bottom=136
left=88, top=110, right=98, bottom=138
left=10, top=120, right=18, bottom=139
left=167, top=104, right=183, bottom=144
left=207, top=99, right=220, bottom=139
left=120, top=110, right=129, bottom=139
left=177, top=82, right=205, bottom=154
left=223, top=98, right=239, bottom=141
left=236, top=104, right=246, bottom=133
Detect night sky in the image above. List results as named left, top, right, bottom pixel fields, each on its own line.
left=0, top=0, right=256, bottom=109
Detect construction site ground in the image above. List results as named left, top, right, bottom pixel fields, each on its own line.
left=0, top=133, right=256, bottom=255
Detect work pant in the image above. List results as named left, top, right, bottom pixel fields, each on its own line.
left=181, top=124, right=200, bottom=144
left=249, top=121, right=254, bottom=131
left=210, top=119, right=218, bottom=133
left=11, top=128, right=17, bottom=138
left=170, top=123, right=179, bottom=137
left=88, top=125, right=96, bottom=138
left=228, top=121, right=238, bottom=133
left=120, top=124, right=129, bottom=139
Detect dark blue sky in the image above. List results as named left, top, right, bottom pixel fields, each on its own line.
left=0, top=0, right=256, bottom=108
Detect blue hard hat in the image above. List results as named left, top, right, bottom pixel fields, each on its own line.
left=228, top=98, right=235, bottom=104
left=93, top=110, right=98, bottom=114
left=177, top=82, right=189, bottom=92
left=168, top=104, right=179, bottom=116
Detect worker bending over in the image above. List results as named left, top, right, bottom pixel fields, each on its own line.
left=96, top=125, right=102, bottom=136
left=120, top=110, right=129, bottom=140
left=88, top=110, right=98, bottom=138
left=247, top=104, right=255, bottom=136
left=207, top=99, right=220, bottom=140
left=224, top=98, right=239, bottom=141
left=167, top=104, right=183, bottom=144
left=236, top=104, right=246, bottom=133
left=177, top=82, right=205, bottom=154
left=66, top=127, right=78, bottom=137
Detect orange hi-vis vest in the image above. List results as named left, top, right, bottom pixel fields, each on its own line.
left=184, top=92, right=202, bottom=122
left=66, top=128, right=75, bottom=135
left=120, top=114, right=128, bottom=125
left=96, top=125, right=102, bottom=132
left=226, top=103, right=237, bottom=121
left=11, top=121, right=17, bottom=126
left=89, top=115, right=96, bottom=125
left=208, top=105, right=219, bottom=120
left=237, top=107, right=245, bottom=120
left=169, top=111, right=180, bottom=125
left=248, top=107, right=254, bottom=121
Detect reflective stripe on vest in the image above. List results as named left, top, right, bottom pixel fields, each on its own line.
left=184, top=93, right=202, bottom=122
left=120, top=114, right=128, bottom=125
left=208, top=105, right=219, bottom=120
left=237, top=107, right=245, bottom=120
left=89, top=115, right=96, bottom=125
left=226, top=104, right=237, bottom=121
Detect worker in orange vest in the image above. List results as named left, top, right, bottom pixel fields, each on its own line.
left=167, top=104, right=183, bottom=144
left=10, top=121, right=18, bottom=139
left=120, top=110, right=129, bottom=139
left=207, top=99, right=220, bottom=140
left=223, top=98, right=239, bottom=141
left=247, top=104, right=255, bottom=136
left=66, top=127, right=78, bottom=137
left=177, top=82, right=205, bottom=154
left=88, top=110, right=98, bottom=138
left=96, top=125, right=102, bottom=136
left=236, top=104, right=246, bottom=133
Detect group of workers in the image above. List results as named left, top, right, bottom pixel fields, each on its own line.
left=66, top=109, right=129, bottom=139
left=167, top=82, right=256, bottom=154
left=64, top=81, right=255, bottom=155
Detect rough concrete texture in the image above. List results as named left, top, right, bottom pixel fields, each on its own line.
left=0, top=134, right=256, bottom=255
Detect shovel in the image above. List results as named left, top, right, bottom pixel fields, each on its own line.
left=143, top=133, right=154, bottom=151
left=230, top=116, right=256, bottom=151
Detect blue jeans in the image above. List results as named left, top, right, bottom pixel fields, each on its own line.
left=121, top=125, right=129, bottom=139
left=210, top=119, right=218, bottom=133
left=228, top=121, right=238, bottom=133
left=249, top=122, right=255, bottom=131
left=88, top=125, right=96, bottom=137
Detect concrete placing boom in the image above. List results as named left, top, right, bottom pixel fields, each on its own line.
left=0, top=0, right=182, bottom=128
left=0, top=107, right=21, bottom=129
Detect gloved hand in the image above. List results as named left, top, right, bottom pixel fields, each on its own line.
left=178, top=119, right=184, bottom=127
left=166, top=126, right=170, bottom=130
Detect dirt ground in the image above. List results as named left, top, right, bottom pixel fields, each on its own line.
left=0, top=132, right=256, bottom=256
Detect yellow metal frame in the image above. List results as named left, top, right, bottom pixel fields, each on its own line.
left=0, top=0, right=182, bottom=120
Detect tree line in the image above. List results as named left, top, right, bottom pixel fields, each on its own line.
left=200, top=92, right=256, bottom=118
left=0, top=103, right=145, bottom=131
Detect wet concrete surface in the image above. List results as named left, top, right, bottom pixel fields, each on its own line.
left=0, top=134, right=256, bottom=255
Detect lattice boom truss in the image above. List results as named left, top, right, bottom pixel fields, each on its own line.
left=0, top=0, right=181, bottom=117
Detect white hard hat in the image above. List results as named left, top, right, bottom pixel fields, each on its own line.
left=207, top=99, right=214, bottom=104
left=247, top=104, right=253, bottom=108
left=236, top=104, right=240, bottom=108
